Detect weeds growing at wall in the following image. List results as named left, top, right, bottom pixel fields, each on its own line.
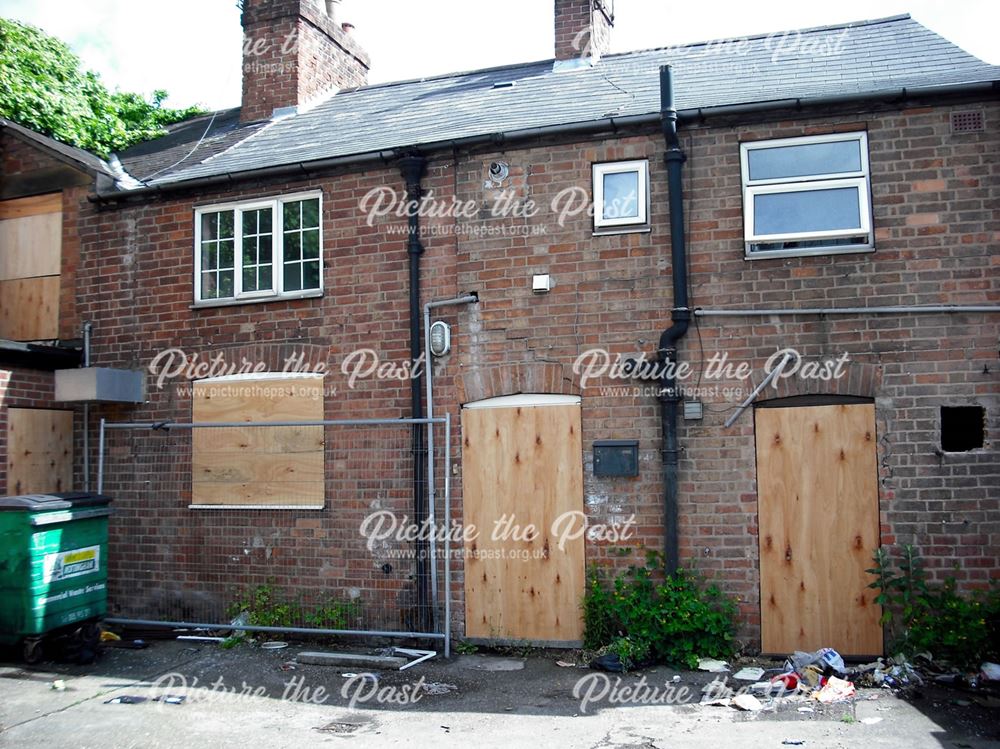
left=868, top=545, right=1000, bottom=668
left=583, top=551, right=738, bottom=670
left=225, top=584, right=361, bottom=639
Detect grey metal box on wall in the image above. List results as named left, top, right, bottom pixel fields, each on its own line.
left=54, top=368, right=145, bottom=404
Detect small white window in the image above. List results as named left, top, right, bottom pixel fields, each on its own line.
left=740, top=132, right=873, bottom=259
left=592, top=160, right=649, bottom=232
left=194, top=191, right=322, bottom=304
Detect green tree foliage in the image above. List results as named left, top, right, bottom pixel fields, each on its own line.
left=0, top=18, right=204, bottom=158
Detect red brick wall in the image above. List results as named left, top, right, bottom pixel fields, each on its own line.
left=80, top=97, right=999, bottom=646
left=554, top=0, right=613, bottom=60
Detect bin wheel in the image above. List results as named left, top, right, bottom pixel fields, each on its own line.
left=22, top=638, right=43, bottom=665
left=80, top=622, right=101, bottom=647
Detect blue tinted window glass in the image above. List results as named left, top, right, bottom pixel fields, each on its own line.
left=748, top=140, right=862, bottom=181
left=754, top=187, right=861, bottom=236
left=602, top=171, right=640, bottom=219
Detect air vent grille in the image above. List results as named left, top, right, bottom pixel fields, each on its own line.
left=950, top=110, right=985, bottom=134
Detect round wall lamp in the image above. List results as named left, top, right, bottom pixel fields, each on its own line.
left=429, top=320, right=451, bottom=356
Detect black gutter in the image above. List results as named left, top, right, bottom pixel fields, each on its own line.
left=398, top=154, right=431, bottom=631
left=657, top=65, right=690, bottom=576
left=89, top=81, right=999, bottom=204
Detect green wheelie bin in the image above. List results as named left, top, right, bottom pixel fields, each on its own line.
left=0, top=492, right=112, bottom=663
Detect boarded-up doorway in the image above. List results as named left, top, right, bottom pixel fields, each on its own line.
left=755, top=402, right=883, bottom=656
left=6, top=407, right=73, bottom=495
left=462, top=395, right=585, bottom=645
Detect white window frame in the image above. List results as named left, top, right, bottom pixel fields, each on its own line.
left=592, top=160, right=650, bottom=232
left=740, top=132, right=873, bottom=259
left=193, top=190, right=323, bottom=305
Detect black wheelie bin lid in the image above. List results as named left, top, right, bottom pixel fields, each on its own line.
left=0, top=492, right=112, bottom=512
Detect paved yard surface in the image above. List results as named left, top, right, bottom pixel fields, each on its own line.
left=1, top=640, right=998, bottom=748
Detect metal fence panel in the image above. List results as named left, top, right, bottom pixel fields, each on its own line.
left=97, top=418, right=450, bottom=653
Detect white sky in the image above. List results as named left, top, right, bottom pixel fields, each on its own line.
left=1, top=0, right=997, bottom=111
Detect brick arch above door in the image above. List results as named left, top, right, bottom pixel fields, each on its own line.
left=457, top=362, right=580, bottom=405
left=763, top=359, right=882, bottom=401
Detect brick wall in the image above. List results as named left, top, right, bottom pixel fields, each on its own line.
left=80, top=97, right=999, bottom=646
left=554, top=0, right=613, bottom=61
left=240, top=0, right=370, bottom=122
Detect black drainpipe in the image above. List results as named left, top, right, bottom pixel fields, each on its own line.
left=399, top=153, right=430, bottom=630
left=657, top=65, right=690, bottom=575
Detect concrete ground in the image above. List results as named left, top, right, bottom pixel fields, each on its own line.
left=1, top=640, right=998, bottom=748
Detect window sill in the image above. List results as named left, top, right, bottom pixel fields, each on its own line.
left=191, top=289, right=323, bottom=309
left=189, top=504, right=326, bottom=510
left=745, top=244, right=875, bottom=261
left=593, top=224, right=652, bottom=237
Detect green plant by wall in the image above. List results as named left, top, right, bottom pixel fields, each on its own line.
left=226, top=585, right=361, bottom=636
left=868, top=545, right=1000, bottom=668
left=583, top=551, right=738, bottom=670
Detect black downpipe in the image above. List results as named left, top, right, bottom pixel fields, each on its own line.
left=658, top=65, right=690, bottom=575
left=399, top=154, right=430, bottom=630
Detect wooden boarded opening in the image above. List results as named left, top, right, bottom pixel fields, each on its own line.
left=191, top=374, right=325, bottom=508
left=755, top=402, right=883, bottom=656
left=0, top=193, right=61, bottom=341
left=462, top=394, right=585, bottom=644
left=6, top=408, right=73, bottom=495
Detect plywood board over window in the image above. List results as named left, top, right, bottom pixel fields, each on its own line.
left=6, top=408, right=73, bottom=495
left=190, top=374, right=325, bottom=509
left=0, top=193, right=62, bottom=341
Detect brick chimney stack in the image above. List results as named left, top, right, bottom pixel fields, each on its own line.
left=554, top=0, right=613, bottom=63
left=240, top=0, right=370, bottom=123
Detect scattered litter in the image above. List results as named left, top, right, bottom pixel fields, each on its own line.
left=981, top=663, right=1000, bottom=682
left=786, top=648, right=845, bottom=678
left=101, top=639, right=148, bottom=649
left=590, top=653, right=626, bottom=673
left=697, top=658, right=730, bottom=673
left=701, top=697, right=732, bottom=707
left=860, top=717, right=883, bottom=725
left=732, top=694, right=764, bottom=711
left=797, top=706, right=815, bottom=714
left=556, top=660, right=575, bottom=668
left=279, top=662, right=297, bottom=672
left=952, top=699, right=972, bottom=707
left=260, top=641, right=288, bottom=650
left=51, top=680, right=66, bottom=691
left=100, top=631, right=121, bottom=642
left=420, top=682, right=458, bottom=696
left=441, top=726, right=451, bottom=733
left=772, top=672, right=799, bottom=690
left=157, top=695, right=186, bottom=705
left=814, top=676, right=856, bottom=703
left=734, top=667, right=765, bottom=681
left=178, top=636, right=225, bottom=643
left=782, top=741, right=805, bottom=746
left=672, top=675, right=681, bottom=683
left=340, top=672, right=377, bottom=681
left=105, top=695, right=148, bottom=704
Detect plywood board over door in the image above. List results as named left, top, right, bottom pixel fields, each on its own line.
left=756, top=403, right=883, bottom=656
left=5, top=408, right=74, bottom=495
left=462, top=395, right=585, bottom=644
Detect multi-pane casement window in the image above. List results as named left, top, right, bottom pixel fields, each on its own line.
left=194, top=192, right=322, bottom=303
left=740, top=132, right=873, bottom=259
left=592, top=160, right=650, bottom=232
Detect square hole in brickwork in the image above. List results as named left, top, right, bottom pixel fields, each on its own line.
left=950, top=110, right=985, bottom=134
left=940, top=406, right=985, bottom=452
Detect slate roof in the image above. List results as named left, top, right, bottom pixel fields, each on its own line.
left=115, top=15, right=999, bottom=191
left=1, top=117, right=114, bottom=177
